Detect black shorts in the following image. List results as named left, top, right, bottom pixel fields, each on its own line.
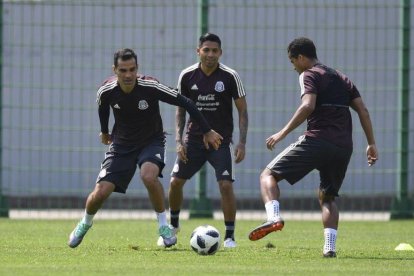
left=171, top=141, right=234, bottom=182
left=96, top=137, right=166, bottom=193
left=266, top=135, right=352, bottom=197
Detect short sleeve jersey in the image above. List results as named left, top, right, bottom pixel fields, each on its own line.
left=178, top=63, right=246, bottom=143
left=96, top=75, right=180, bottom=147
left=300, top=63, right=361, bottom=148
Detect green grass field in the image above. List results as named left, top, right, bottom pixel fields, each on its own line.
left=1, top=219, right=413, bottom=275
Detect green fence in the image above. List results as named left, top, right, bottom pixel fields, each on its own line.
left=1, top=0, right=413, bottom=219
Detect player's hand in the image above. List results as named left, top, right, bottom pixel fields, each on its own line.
left=266, top=131, right=285, bottom=151
left=100, top=132, right=112, bottom=145
left=203, top=130, right=223, bottom=150
left=234, top=143, right=246, bottom=163
left=366, top=144, right=378, bottom=166
left=176, top=142, right=188, bottom=163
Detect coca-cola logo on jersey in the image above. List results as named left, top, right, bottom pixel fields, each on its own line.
left=197, top=94, right=215, bottom=101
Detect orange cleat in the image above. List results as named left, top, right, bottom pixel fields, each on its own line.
left=248, top=219, right=284, bottom=241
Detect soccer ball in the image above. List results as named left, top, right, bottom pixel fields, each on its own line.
left=190, top=225, right=221, bottom=255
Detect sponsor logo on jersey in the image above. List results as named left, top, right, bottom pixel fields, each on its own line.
left=197, top=94, right=215, bottom=101
left=155, top=153, right=161, bottom=159
left=222, top=170, right=230, bottom=176
left=113, top=104, right=120, bottom=109
left=215, top=81, right=225, bottom=92
left=138, top=100, right=149, bottom=110
left=191, top=84, right=198, bottom=90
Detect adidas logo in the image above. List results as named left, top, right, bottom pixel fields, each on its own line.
left=155, top=153, right=161, bottom=159
left=113, top=104, right=120, bottom=109
left=222, top=170, right=230, bottom=176
left=191, top=84, right=198, bottom=90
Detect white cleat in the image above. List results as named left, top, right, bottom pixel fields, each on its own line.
left=223, top=238, right=237, bottom=248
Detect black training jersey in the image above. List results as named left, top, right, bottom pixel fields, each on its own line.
left=178, top=62, right=246, bottom=143
left=299, top=63, right=361, bottom=148
left=96, top=75, right=211, bottom=147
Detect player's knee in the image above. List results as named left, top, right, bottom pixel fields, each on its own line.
left=260, top=168, right=280, bottom=187
left=260, top=169, right=272, bottom=181
left=218, top=180, right=234, bottom=194
left=170, top=177, right=186, bottom=189
left=140, top=171, right=157, bottom=185
left=91, top=185, right=113, bottom=203
left=319, top=190, right=335, bottom=203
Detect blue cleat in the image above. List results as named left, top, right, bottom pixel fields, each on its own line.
left=158, top=225, right=177, bottom=248
left=68, top=221, right=92, bottom=248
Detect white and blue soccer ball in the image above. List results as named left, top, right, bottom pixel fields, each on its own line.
left=190, top=225, right=221, bottom=255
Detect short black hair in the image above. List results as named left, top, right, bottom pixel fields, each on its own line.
left=113, top=48, right=138, bottom=67
left=199, top=32, right=221, bottom=48
left=287, top=37, right=318, bottom=59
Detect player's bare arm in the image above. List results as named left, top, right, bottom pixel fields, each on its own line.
left=350, top=97, right=378, bottom=166
left=175, top=106, right=188, bottom=163
left=266, top=93, right=316, bottom=150
left=234, top=97, right=248, bottom=163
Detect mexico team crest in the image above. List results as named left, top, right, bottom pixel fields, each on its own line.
left=138, top=100, right=149, bottom=110
left=215, top=81, right=225, bottom=92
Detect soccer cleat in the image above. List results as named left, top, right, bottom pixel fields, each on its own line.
left=323, top=251, right=337, bottom=258
left=158, top=225, right=178, bottom=248
left=248, top=218, right=284, bottom=241
left=68, top=221, right=92, bottom=248
left=223, top=238, right=237, bottom=248
left=157, top=225, right=180, bottom=247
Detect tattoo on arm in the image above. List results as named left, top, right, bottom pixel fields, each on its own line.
left=176, top=107, right=186, bottom=143
left=239, top=109, right=248, bottom=144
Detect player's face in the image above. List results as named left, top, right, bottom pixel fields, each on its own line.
left=197, top=41, right=222, bottom=69
left=288, top=53, right=305, bottom=74
left=113, top=58, right=138, bottom=92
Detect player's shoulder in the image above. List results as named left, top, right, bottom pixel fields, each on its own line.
left=179, top=63, right=199, bottom=77
left=137, top=76, right=176, bottom=94
left=302, top=64, right=328, bottom=81
left=97, top=75, right=118, bottom=96
left=137, top=76, right=161, bottom=87
left=218, top=63, right=241, bottom=78
left=137, top=73, right=159, bottom=83
left=218, top=63, right=237, bottom=73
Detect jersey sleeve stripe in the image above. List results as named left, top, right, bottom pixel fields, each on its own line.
left=299, top=73, right=305, bottom=96
left=138, top=79, right=178, bottom=97
left=96, top=80, right=117, bottom=104
left=177, top=63, right=198, bottom=93
left=219, top=64, right=246, bottom=98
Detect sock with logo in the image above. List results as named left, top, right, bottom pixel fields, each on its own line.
left=323, top=228, right=337, bottom=254
left=265, top=200, right=280, bottom=221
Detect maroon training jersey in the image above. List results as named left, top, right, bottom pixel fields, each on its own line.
left=300, top=63, right=361, bottom=148
left=96, top=75, right=211, bottom=147
left=178, top=62, right=246, bottom=143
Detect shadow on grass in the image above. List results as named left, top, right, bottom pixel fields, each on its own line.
left=128, top=245, right=189, bottom=252
left=341, top=256, right=414, bottom=261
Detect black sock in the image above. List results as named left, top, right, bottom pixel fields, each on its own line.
left=224, top=221, right=235, bottom=240
left=170, top=210, right=180, bottom=228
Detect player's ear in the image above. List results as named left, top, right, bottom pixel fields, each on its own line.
left=112, top=65, right=116, bottom=74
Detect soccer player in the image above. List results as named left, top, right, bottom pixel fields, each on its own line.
left=159, top=33, right=248, bottom=248
left=248, top=37, right=378, bottom=257
left=68, top=48, right=222, bottom=248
